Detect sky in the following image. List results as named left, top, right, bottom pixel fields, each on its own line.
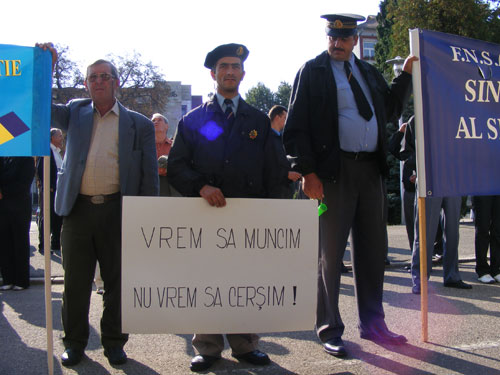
left=4, top=0, right=382, bottom=100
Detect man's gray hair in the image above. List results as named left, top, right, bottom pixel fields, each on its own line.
left=86, top=59, right=119, bottom=80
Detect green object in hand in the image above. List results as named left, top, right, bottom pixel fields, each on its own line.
left=318, top=203, right=328, bottom=216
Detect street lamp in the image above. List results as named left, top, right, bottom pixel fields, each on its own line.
left=386, top=56, right=405, bottom=77
left=386, top=56, right=406, bottom=225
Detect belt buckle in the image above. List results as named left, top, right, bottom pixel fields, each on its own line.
left=90, top=195, right=105, bottom=204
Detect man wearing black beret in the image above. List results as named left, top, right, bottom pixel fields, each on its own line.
left=284, top=14, right=418, bottom=357
left=168, top=43, right=285, bottom=372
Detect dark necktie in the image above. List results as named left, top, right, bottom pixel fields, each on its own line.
left=344, top=61, right=373, bottom=121
left=224, top=98, right=235, bottom=131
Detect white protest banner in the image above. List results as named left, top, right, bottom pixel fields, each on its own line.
left=122, top=197, right=318, bottom=334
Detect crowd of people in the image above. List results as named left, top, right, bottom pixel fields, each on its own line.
left=0, top=12, right=498, bottom=373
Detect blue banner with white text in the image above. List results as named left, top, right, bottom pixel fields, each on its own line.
left=419, top=30, right=500, bottom=197
left=0, top=44, right=52, bottom=156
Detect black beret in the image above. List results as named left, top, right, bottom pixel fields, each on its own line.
left=204, top=43, right=249, bottom=69
left=321, top=14, right=365, bottom=37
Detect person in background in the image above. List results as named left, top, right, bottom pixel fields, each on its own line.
left=37, top=128, right=64, bottom=254
left=268, top=105, right=301, bottom=198
left=37, top=43, right=158, bottom=367
left=472, top=195, right=500, bottom=284
left=0, top=157, right=35, bottom=291
left=284, top=13, right=417, bottom=357
left=152, top=113, right=175, bottom=195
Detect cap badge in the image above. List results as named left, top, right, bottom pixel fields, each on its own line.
left=236, top=46, right=244, bottom=56
left=333, top=20, right=344, bottom=29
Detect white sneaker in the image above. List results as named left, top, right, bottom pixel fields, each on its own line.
left=493, top=274, right=500, bottom=283
left=12, top=286, right=26, bottom=291
left=0, top=284, right=14, bottom=291
left=478, top=274, right=495, bottom=284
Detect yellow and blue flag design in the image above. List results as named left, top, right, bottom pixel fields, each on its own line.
left=0, top=44, right=52, bottom=156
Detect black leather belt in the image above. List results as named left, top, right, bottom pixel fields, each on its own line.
left=78, top=192, right=121, bottom=204
left=341, top=150, right=378, bottom=161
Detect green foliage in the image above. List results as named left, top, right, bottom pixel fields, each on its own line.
left=388, top=0, right=499, bottom=57
left=244, top=81, right=292, bottom=113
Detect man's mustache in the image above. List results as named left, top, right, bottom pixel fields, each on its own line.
left=332, top=47, right=345, bottom=52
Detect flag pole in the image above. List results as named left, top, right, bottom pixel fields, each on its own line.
left=43, top=156, right=54, bottom=374
left=418, top=196, right=428, bottom=342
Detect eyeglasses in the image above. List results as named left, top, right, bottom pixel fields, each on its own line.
left=87, top=73, right=115, bottom=82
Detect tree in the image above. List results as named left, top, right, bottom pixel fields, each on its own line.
left=244, top=81, right=292, bottom=114
left=388, top=0, right=500, bottom=57
left=52, top=44, right=85, bottom=90
left=274, top=81, right=292, bottom=107
left=244, top=82, right=275, bottom=113
left=106, top=52, right=170, bottom=118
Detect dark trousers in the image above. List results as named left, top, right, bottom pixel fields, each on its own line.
left=316, top=156, right=386, bottom=341
left=38, top=189, right=63, bottom=250
left=411, top=196, right=462, bottom=286
left=473, top=195, right=500, bottom=278
left=403, top=189, right=415, bottom=250
left=0, top=197, right=32, bottom=288
left=61, top=196, right=128, bottom=351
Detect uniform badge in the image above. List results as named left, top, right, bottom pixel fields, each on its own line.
left=249, top=130, right=258, bottom=139
left=333, top=20, right=344, bottom=29
left=236, top=46, right=244, bottom=56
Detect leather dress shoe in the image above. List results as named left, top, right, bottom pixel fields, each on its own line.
left=190, top=355, right=219, bottom=372
left=104, top=347, right=127, bottom=365
left=323, top=337, right=347, bottom=357
left=233, top=350, right=271, bottom=365
left=61, top=348, right=84, bottom=367
left=444, top=280, right=472, bottom=289
left=360, top=325, right=407, bottom=344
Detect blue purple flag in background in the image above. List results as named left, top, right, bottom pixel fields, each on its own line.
left=411, top=29, right=500, bottom=197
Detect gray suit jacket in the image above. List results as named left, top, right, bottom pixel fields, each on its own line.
left=52, top=98, right=159, bottom=216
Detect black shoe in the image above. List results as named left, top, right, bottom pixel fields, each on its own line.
left=360, top=325, right=407, bottom=345
left=444, top=280, right=472, bottom=289
left=104, top=347, right=127, bottom=365
left=233, top=350, right=270, bottom=365
left=190, top=355, right=219, bottom=372
left=323, top=337, right=347, bottom=357
left=385, top=257, right=391, bottom=266
left=61, top=348, right=83, bottom=367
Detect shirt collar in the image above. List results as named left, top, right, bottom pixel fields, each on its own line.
left=216, top=93, right=239, bottom=114
left=50, top=143, right=61, bottom=153
left=93, top=100, right=120, bottom=117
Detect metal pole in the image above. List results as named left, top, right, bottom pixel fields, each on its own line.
left=43, top=156, right=54, bottom=374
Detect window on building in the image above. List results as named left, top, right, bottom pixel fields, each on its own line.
left=363, top=40, right=376, bottom=60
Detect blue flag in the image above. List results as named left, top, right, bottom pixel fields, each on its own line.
left=0, top=44, right=52, bottom=156
left=412, top=30, right=500, bottom=197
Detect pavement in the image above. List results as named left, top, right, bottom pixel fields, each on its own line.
left=1, top=220, right=499, bottom=375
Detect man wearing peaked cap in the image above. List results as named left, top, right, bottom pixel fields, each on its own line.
left=168, top=43, right=286, bottom=372
left=284, top=14, right=418, bottom=356
left=321, top=13, right=365, bottom=37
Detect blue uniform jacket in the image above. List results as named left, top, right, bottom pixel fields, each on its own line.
left=168, top=97, right=285, bottom=198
